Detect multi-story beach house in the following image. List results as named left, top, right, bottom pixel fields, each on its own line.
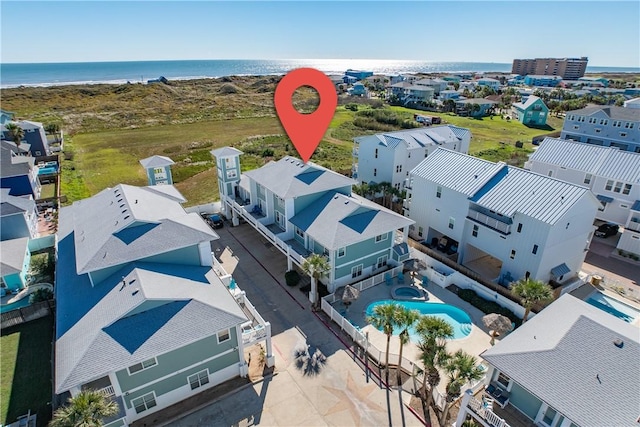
left=139, top=155, right=175, bottom=186
left=525, top=137, right=640, bottom=258
left=0, top=141, right=41, bottom=198
left=55, top=184, right=273, bottom=426
left=560, top=105, right=640, bottom=153
left=455, top=293, right=639, bottom=427
left=0, top=188, right=37, bottom=240
left=404, top=148, right=599, bottom=284
left=523, top=75, right=563, bottom=87
left=212, top=148, right=414, bottom=295
left=1, top=120, right=51, bottom=157
left=511, top=95, right=549, bottom=126
left=352, top=126, right=471, bottom=190
left=0, top=236, right=31, bottom=293
left=454, top=99, right=497, bottom=117
left=476, top=78, right=501, bottom=92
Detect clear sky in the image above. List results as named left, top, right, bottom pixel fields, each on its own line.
left=1, top=1, right=639, bottom=67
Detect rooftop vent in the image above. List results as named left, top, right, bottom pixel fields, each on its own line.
left=614, top=338, right=624, bottom=348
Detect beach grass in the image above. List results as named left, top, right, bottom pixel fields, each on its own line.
left=1, top=315, right=54, bottom=427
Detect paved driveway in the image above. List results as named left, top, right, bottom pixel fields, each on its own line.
left=170, top=222, right=422, bottom=426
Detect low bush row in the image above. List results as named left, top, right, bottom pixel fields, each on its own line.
left=458, top=288, right=522, bottom=327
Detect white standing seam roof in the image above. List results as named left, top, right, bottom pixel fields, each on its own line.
left=243, top=156, right=355, bottom=199
left=410, top=149, right=504, bottom=196
left=139, top=155, right=175, bottom=169
left=71, top=184, right=217, bottom=274
left=530, top=138, right=640, bottom=184
left=470, top=167, right=590, bottom=225
left=482, top=294, right=640, bottom=427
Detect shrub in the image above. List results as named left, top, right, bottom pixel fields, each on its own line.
left=285, top=270, right=301, bottom=287
left=345, top=103, right=359, bottom=111
left=30, top=288, right=53, bottom=303
left=458, top=289, right=522, bottom=327
left=261, top=148, right=274, bottom=157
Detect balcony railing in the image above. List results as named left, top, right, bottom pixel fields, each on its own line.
left=97, top=385, right=115, bottom=397
left=468, top=395, right=511, bottom=427
left=467, top=210, right=511, bottom=235
left=626, top=219, right=640, bottom=232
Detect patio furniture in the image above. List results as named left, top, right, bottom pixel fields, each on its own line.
left=397, top=272, right=405, bottom=285
left=421, top=275, right=429, bottom=287
left=485, top=383, right=510, bottom=408
left=385, top=273, right=392, bottom=286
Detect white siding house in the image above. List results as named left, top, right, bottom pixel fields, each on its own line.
left=353, top=126, right=471, bottom=190
left=405, top=149, right=600, bottom=284
left=525, top=137, right=640, bottom=257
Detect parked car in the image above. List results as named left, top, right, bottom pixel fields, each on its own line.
left=595, top=223, right=618, bottom=238
left=209, top=214, right=224, bottom=229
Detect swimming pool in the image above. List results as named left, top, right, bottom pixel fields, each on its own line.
left=586, top=292, right=640, bottom=323
left=38, top=166, right=58, bottom=175
left=0, top=297, right=31, bottom=314
left=365, top=300, right=472, bottom=340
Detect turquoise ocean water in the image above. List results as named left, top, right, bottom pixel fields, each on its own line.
left=2, top=59, right=638, bottom=88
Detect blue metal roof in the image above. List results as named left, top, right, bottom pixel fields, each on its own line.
left=340, top=209, right=378, bottom=233
left=631, top=200, right=640, bottom=212
left=597, top=194, right=614, bottom=203
left=551, top=263, right=571, bottom=277
left=295, top=169, right=324, bottom=185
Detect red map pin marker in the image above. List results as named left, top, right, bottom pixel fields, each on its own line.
left=274, top=68, right=337, bottom=163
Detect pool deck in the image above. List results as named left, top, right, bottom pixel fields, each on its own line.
left=331, top=276, right=497, bottom=394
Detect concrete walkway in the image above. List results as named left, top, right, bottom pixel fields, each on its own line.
left=170, top=222, right=422, bottom=426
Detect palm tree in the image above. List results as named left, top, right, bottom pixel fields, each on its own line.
left=5, top=123, right=24, bottom=148
left=50, top=389, right=118, bottom=427
left=366, top=302, right=399, bottom=384
left=510, top=278, right=554, bottom=322
left=415, top=316, right=454, bottom=410
left=302, top=253, right=330, bottom=307
left=439, top=350, right=485, bottom=426
left=395, top=307, right=420, bottom=387
left=377, top=181, right=393, bottom=208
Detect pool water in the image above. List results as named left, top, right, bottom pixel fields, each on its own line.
left=395, top=287, right=421, bottom=297
left=38, top=166, right=58, bottom=175
left=366, top=300, right=473, bottom=340
left=0, top=297, right=31, bottom=314
left=586, top=292, right=640, bottom=323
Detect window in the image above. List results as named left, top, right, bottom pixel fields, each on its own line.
left=373, top=168, right=377, bottom=177
left=132, top=392, right=157, bottom=414
left=623, top=184, right=632, bottom=195
left=425, top=150, right=428, bottom=158
left=613, top=120, right=621, bottom=127
left=448, top=217, right=455, bottom=230
left=374, top=149, right=378, bottom=159
left=542, top=406, right=558, bottom=426
left=225, top=157, right=233, bottom=166
left=605, top=180, right=613, bottom=191
left=128, top=358, right=157, bottom=374
left=188, top=369, right=210, bottom=390
left=624, top=122, right=631, bottom=129
left=614, top=181, right=622, bottom=193
left=510, top=249, right=516, bottom=259
left=375, top=233, right=387, bottom=243
left=436, top=186, right=442, bottom=198
left=496, top=372, right=511, bottom=389
left=295, top=227, right=304, bottom=239
left=595, top=128, right=601, bottom=133
left=226, top=169, right=237, bottom=179
left=153, top=167, right=163, bottom=174
left=517, top=223, right=522, bottom=233
left=217, top=329, right=230, bottom=343
left=532, top=244, right=538, bottom=255
left=351, top=264, right=363, bottom=279
left=418, top=226, right=423, bottom=238
left=276, top=196, right=284, bottom=208
left=620, top=132, right=627, bottom=137
left=583, top=174, right=592, bottom=185
left=547, top=171, right=553, bottom=177
left=472, top=224, right=478, bottom=237
left=337, top=247, right=346, bottom=258
left=376, top=255, right=388, bottom=269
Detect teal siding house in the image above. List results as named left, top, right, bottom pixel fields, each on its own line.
left=511, top=95, right=549, bottom=126
left=210, top=147, right=242, bottom=219
left=212, top=149, right=414, bottom=300
left=0, top=236, right=31, bottom=293
left=456, top=294, right=639, bottom=427
left=55, top=184, right=273, bottom=426
left=139, top=155, right=175, bottom=186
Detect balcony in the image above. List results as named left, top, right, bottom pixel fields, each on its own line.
left=467, top=210, right=511, bottom=235
left=626, top=219, right=640, bottom=233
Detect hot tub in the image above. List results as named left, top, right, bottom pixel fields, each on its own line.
left=391, top=285, right=428, bottom=301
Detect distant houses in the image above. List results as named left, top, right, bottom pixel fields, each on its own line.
left=352, top=125, right=471, bottom=190
left=511, top=95, right=549, bottom=126
left=0, top=140, right=41, bottom=198
left=1, top=120, right=51, bottom=157
left=404, top=148, right=599, bottom=284
left=455, top=99, right=497, bottom=117
left=523, top=75, right=562, bottom=87
left=560, top=105, right=640, bottom=152
left=139, top=155, right=175, bottom=186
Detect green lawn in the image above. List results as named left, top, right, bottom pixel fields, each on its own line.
left=40, top=183, right=56, bottom=199
left=1, top=315, right=54, bottom=427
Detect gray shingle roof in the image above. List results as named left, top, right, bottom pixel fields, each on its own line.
left=55, top=259, right=247, bottom=393
left=70, top=184, right=217, bottom=275
left=0, top=141, right=34, bottom=178
left=482, top=294, right=640, bottom=427
left=289, top=192, right=414, bottom=250
left=0, top=189, right=35, bottom=216
left=410, top=149, right=504, bottom=196
left=0, top=236, right=29, bottom=276
left=210, top=147, right=243, bottom=158
left=566, top=105, right=640, bottom=122
left=512, top=95, right=547, bottom=111
left=530, top=138, right=640, bottom=183
left=244, top=156, right=355, bottom=199
left=139, top=155, right=174, bottom=169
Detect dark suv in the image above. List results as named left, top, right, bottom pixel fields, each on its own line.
left=209, top=214, right=224, bottom=229
left=595, top=223, right=618, bottom=238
